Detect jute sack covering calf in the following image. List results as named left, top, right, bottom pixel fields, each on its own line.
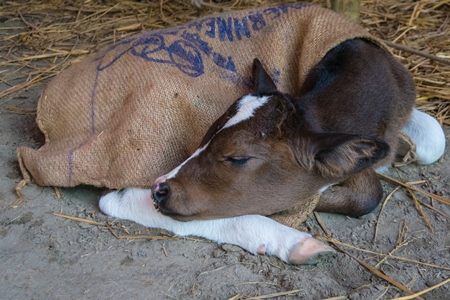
left=17, top=3, right=387, bottom=226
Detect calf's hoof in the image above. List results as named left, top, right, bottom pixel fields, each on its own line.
left=287, top=237, right=335, bottom=265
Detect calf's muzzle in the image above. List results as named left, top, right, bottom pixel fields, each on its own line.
left=152, top=182, right=171, bottom=205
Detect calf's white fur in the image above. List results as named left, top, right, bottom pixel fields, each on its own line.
left=99, top=107, right=445, bottom=264
left=401, top=109, right=446, bottom=165
left=99, top=188, right=335, bottom=264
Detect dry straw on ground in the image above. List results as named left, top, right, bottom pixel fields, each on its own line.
left=0, top=0, right=449, bottom=123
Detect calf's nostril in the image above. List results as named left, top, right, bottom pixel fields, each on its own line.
left=152, top=183, right=170, bottom=204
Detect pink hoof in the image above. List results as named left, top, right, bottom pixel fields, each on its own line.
left=257, top=244, right=266, bottom=255
left=287, top=237, right=335, bottom=265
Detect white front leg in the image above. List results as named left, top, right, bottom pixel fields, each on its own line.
left=99, top=188, right=334, bottom=264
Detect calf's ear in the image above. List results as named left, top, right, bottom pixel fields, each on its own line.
left=252, top=58, right=278, bottom=94
left=311, top=133, right=390, bottom=178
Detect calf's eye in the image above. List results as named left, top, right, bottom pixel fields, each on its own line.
left=225, top=157, right=250, bottom=166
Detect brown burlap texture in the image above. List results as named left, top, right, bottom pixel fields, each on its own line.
left=17, top=4, right=387, bottom=224
left=269, top=194, right=321, bottom=228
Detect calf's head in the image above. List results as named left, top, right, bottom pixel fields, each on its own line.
left=152, top=59, right=389, bottom=221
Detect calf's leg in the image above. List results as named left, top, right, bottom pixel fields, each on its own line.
left=400, top=108, right=446, bottom=165
left=315, top=168, right=383, bottom=217
left=99, top=188, right=335, bottom=264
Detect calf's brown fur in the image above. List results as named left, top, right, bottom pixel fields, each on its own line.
left=152, top=39, right=416, bottom=221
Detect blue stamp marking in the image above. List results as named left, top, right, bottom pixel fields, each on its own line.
left=213, top=52, right=236, bottom=72
left=271, top=68, right=281, bottom=84
left=233, top=17, right=251, bottom=40
left=203, top=18, right=216, bottom=38
left=95, top=3, right=310, bottom=78
left=168, top=40, right=204, bottom=77
left=248, top=13, right=266, bottom=31
left=67, top=3, right=311, bottom=184
left=217, top=17, right=234, bottom=42
left=130, top=34, right=204, bottom=77
left=263, top=7, right=281, bottom=20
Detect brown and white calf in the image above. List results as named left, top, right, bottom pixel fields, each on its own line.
left=100, top=39, right=445, bottom=264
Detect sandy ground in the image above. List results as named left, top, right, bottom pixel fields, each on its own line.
left=1, top=66, right=450, bottom=300
left=1, top=15, right=450, bottom=300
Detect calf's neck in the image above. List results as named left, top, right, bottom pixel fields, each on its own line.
left=151, top=39, right=439, bottom=221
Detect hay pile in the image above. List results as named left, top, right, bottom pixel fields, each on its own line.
left=359, top=0, right=450, bottom=124
left=0, top=0, right=449, bottom=124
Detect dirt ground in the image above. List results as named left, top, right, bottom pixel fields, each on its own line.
left=2, top=59, right=450, bottom=300
left=1, top=3, right=450, bottom=300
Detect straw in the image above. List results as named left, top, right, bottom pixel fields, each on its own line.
left=1, top=0, right=449, bottom=123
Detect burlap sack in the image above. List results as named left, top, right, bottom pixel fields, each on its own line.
left=270, top=194, right=321, bottom=228
left=17, top=4, right=387, bottom=223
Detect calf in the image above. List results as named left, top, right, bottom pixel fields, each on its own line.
left=100, top=39, right=445, bottom=264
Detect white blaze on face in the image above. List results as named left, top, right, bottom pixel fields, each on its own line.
left=154, top=142, right=210, bottom=185
left=223, top=95, right=270, bottom=129
left=154, top=94, right=270, bottom=184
